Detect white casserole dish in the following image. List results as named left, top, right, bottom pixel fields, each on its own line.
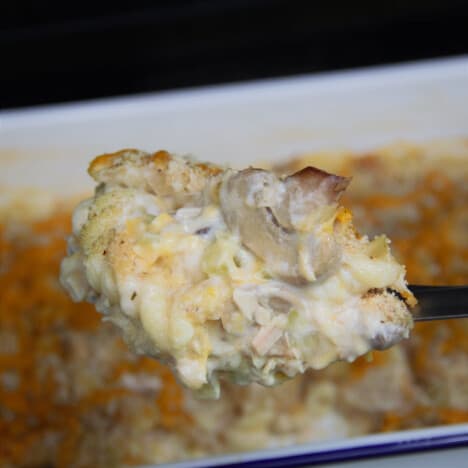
left=1, top=56, right=467, bottom=467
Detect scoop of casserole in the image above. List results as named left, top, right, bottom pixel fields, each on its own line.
left=60, top=149, right=415, bottom=397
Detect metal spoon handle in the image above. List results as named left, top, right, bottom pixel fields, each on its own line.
left=410, top=285, right=468, bottom=321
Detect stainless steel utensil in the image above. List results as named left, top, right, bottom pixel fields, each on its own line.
left=410, top=285, right=468, bottom=321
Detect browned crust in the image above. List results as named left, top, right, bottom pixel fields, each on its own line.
left=88, top=148, right=141, bottom=175
left=89, top=149, right=223, bottom=180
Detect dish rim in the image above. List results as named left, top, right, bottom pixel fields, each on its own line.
left=162, top=425, right=468, bottom=467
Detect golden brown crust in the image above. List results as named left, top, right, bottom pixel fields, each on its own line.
left=88, top=148, right=141, bottom=175
left=89, top=149, right=223, bottom=183
left=150, top=149, right=171, bottom=165
left=196, top=162, right=223, bottom=176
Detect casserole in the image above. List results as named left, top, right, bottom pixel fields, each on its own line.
left=1, top=56, right=467, bottom=467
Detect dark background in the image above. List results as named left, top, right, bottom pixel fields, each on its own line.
left=1, top=0, right=468, bottom=110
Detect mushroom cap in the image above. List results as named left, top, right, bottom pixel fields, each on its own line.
left=220, top=167, right=351, bottom=282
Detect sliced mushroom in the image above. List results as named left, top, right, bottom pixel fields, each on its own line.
left=274, top=166, right=351, bottom=229
left=219, top=167, right=350, bottom=282
left=233, top=281, right=307, bottom=322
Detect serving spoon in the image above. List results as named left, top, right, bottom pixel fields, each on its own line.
left=410, top=285, right=468, bottom=321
